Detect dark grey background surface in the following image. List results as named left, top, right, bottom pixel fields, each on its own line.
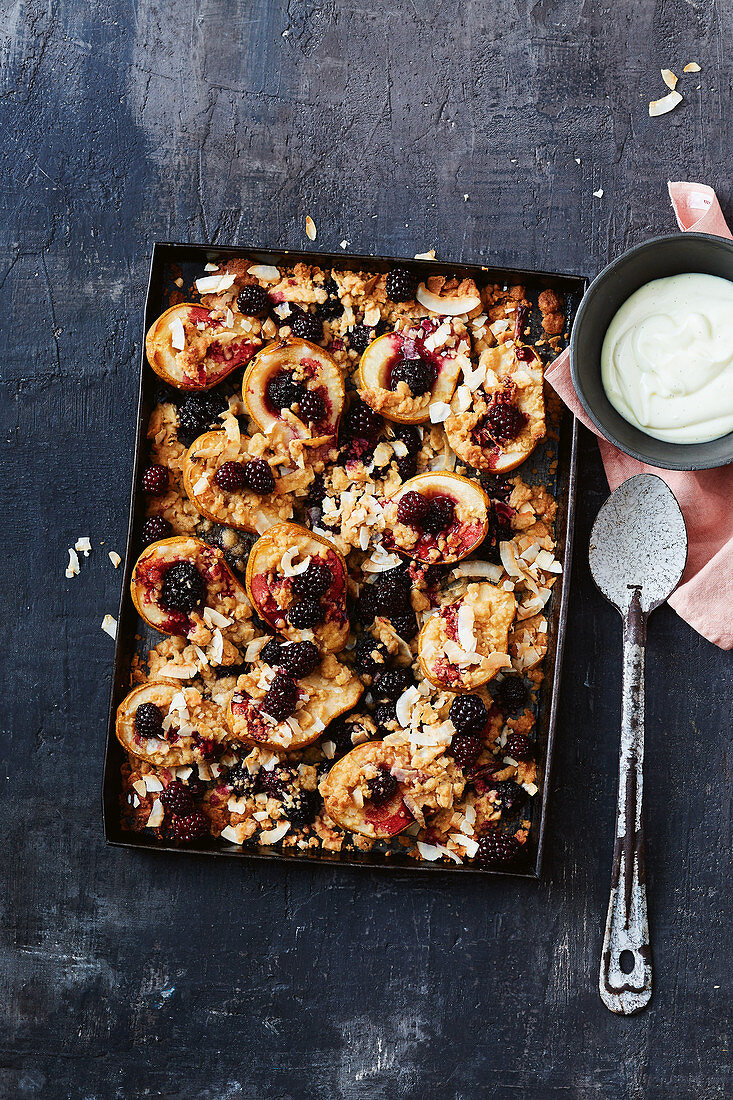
left=1, top=2, right=731, bottom=1098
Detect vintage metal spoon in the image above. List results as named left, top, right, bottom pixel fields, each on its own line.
left=588, top=473, right=687, bottom=1015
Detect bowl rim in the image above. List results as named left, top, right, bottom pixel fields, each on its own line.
left=570, top=231, right=733, bottom=471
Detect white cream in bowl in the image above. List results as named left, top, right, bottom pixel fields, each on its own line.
left=601, top=273, right=733, bottom=443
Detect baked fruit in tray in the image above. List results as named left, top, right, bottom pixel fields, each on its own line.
left=116, top=252, right=571, bottom=872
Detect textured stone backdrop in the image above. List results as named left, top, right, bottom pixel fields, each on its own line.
left=1, top=1, right=731, bottom=1097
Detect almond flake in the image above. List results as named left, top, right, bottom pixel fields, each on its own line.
left=101, top=614, right=117, bottom=639
left=170, top=316, right=186, bottom=350
left=683, top=62, right=700, bottom=73
left=649, top=90, right=683, bottom=116
left=305, top=216, right=317, bottom=240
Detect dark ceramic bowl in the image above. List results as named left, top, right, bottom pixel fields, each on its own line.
left=570, top=232, right=733, bottom=470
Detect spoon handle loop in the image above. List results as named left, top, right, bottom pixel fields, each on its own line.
left=599, top=589, right=653, bottom=1015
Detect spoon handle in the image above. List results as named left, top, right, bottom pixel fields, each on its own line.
left=599, top=587, right=653, bottom=1015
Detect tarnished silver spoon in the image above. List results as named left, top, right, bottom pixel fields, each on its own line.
left=589, top=473, right=687, bottom=1015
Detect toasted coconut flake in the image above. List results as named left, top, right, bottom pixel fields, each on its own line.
left=101, top=614, right=117, bottom=639
left=170, top=315, right=186, bottom=350
left=683, top=61, right=701, bottom=73
left=417, top=841, right=442, bottom=861
left=193, top=474, right=210, bottom=496
left=457, top=602, right=476, bottom=654
left=396, top=685, right=421, bottom=727
left=321, top=740, right=336, bottom=760
left=260, top=822, right=290, bottom=844
left=75, top=536, right=92, bottom=555
left=204, top=263, right=218, bottom=272
left=281, top=548, right=311, bottom=577
left=649, top=90, right=683, bottom=116
left=661, top=68, right=678, bottom=90
left=144, top=775, right=164, bottom=793
left=108, top=550, right=121, bottom=568
left=305, top=216, right=317, bottom=241
left=593, top=188, right=604, bottom=198
left=416, top=283, right=481, bottom=316
left=220, top=825, right=242, bottom=844
left=248, top=264, right=280, bottom=281
left=414, top=249, right=437, bottom=260
left=203, top=606, right=234, bottom=629
left=146, top=799, right=164, bottom=828
left=450, top=833, right=479, bottom=858
left=162, top=663, right=198, bottom=679
left=429, top=400, right=452, bottom=424
left=65, top=547, right=80, bottom=578
left=452, top=561, right=503, bottom=583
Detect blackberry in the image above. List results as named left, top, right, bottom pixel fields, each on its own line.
left=491, top=779, right=525, bottom=814
left=285, top=788, right=321, bottom=826
left=134, top=702, right=163, bottom=738
left=292, top=561, right=332, bottom=599
left=374, top=668, right=412, bottom=701
left=237, top=284, right=270, bottom=316
left=260, top=638, right=284, bottom=666
left=161, top=779, right=194, bottom=816
left=325, top=717, right=356, bottom=757
left=306, top=475, right=326, bottom=509
left=353, top=635, right=390, bottom=676
left=496, top=676, right=529, bottom=712
left=397, top=490, right=430, bottom=527
left=374, top=701, right=398, bottom=733
left=214, top=461, right=246, bottom=492
left=390, top=611, right=419, bottom=641
left=354, top=587, right=377, bottom=625
left=449, top=694, right=488, bottom=735
left=298, top=389, right=326, bottom=423
left=395, top=453, right=417, bottom=481
left=504, top=732, right=533, bottom=761
left=177, top=394, right=222, bottom=444
left=450, top=734, right=481, bottom=771
left=386, top=267, right=418, bottom=302
left=485, top=508, right=513, bottom=565
left=224, top=763, right=257, bottom=797
left=421, top=497, right=455, bottom=534
left=392, top=424, right=421, bottom=455
left=280, top=640, right=320, bottom=679
left=288, top=599, right=324, bottom=629
left=341, top=400, right=382, bottom=443
left=142, top=464, right=168, bottom=495
left=168, top=810, right=209, bottom=843
left=267, top=371, right=305, bottom=411
left=477, top=830, right=520, bottom=868
left=349, top=323, right=375, bottom=354
left=192, top=734, right=216, bottom=760
left=316, top=278, right=342, bottom=320
left=390, top=358, right=434, bottom=396
left=159, top=561, right=206, bottom=613
left=256, top=767, right=290, bottom=799
left=290, top=310, right=323, bottom=342
left=367, top=766, right=398, bottom=805
left=372, top=579, right=411, bottom=619
left=242, top=459, right=275, bottom=494
left=262, top=672, right=299, bottom=722
left=487, top=401, right=525, bottom=444
left=141, top=516, right=172, bottom=546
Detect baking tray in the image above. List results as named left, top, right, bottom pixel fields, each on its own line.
left=102, top=242, right=585, bottom=878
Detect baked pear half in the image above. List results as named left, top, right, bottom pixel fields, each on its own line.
left=444, top=343, right=545, bottom=473
left=242, top=337, right=344, bottom=449
left=358, top=322, right=468, bottom=424
left=131, top=536, right=250, bottom=640
left=182, top=430, right=295, bottom=533
left=245, top=523, right=349, bottom=652
left=418, top=582, right=516, bottom=691
left=146, top=303, right=261, bottom=391
left=320, top=741, right=414, bottom=838
left=225, top=653, right=363, bottom=751
left=382, top=472, right=489, bottom=565
left=116, top=681, right=229, bottom=767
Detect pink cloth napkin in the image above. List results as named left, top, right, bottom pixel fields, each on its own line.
left=545, top=182, right=733, bottom=649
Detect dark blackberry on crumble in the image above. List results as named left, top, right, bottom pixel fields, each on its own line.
left=135, top=702, right=163, bottom=738
left=159, top=561, right=206, bottom=613
left=390, top=357, right=434, bottom=396
left=237, top=284, right=270, bottom=316
left=395, top=453, right=417, bottom=480
left=491, top=779, right=525, bottom=814
left=292, top=561, right=332, bottom=598
left=214, top=461, right=246, bottom=492
left=224, top=763, right=258, bottom=798
left=386, top=267, right=418, bottom=302
left=161, top=779, right=195, bottom=816
left=367, top=766, right=398, bottom=805
left=242, top=459, right=275, bottom=494
left=504, top=732, right=533, bottom=761
left=392, top=424, right=421, bottom=455
left=372, top=574, right=411, bottom=616
left=280, top=640, right=320, bottom=679
left=298, top=389, right=326, bottom=423
left=486, top=400, right=526, bottom=444
left=353, top=635, right=390, bottom=676
left=168, top=811, right=209, bottom=843
left=177, top=393, right=225, bottom=444
left=284, top=788, right=321, bottom=826
left=449, top=694, right=488, bottom=735
left=397, top=490, right=430, bottom=527
left=262, top=672, right=299, bottom=722
left=142, top=464, right=168, bottom=496
left=141, top=516, right=172, bottom=546
left=290, top=310, right=323, bottom=342
left=341, top=399, right=382, bottom=444
left=450, top=734, right=482, bottom=771
left=316, top=278, right=342, bottom=320
left=421, top=497, right=455, bottom=534
left=373, top=668, right=412, bottom=701
left=477, top=829, right=520, bottom=868
left=260, top=637, right=284, bottom=666
left=374, top=701, right=398, bottom=733
left=267, top=371, right=305, bottom=411
left=390, top=611, right=419, bottom=641
left=349, top=323, right=375, bottom=353
left=496, top=675, right=530, bottom=712
left=256, top=767, right=290, bottom=799
left=288, top=599, right=325, bottom=629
